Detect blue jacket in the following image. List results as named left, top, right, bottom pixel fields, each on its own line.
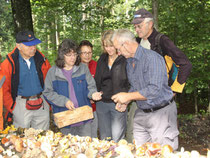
left=43, top=63, right=97, bottom=120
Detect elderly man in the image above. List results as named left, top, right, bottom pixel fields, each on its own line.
left=125, top=8, right=192, bottom=144
left=132, top=8, right=192, bottom=93
left=111, top=29, right=179, bottom=150
left=1, top=31, right=51, bottom=130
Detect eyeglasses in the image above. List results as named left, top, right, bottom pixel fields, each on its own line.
left=65, top=53, right=78, bottom=57
left=134, top=23, right=146, bottom=30
left=81, top=51, right=92, bottom=55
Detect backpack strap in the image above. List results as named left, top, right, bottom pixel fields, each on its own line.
left=154, top=33, right=164, bottom=56
left=155, top=33, right=171, bottom=82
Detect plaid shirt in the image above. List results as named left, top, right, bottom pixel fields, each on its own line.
left=127, top=46, right=173, bottom=109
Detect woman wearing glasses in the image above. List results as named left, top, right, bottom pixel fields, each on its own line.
left=95, top=30, right=130, bottom=142
left=43, top=39, right=102, bottom=136
left=78, top=40, right=98, bottom=138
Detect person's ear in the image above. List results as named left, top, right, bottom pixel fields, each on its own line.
left=16, top=43, right=21, bottom=50
left=148, top=21, right=153, bottom=29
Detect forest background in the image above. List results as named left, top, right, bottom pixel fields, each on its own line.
left=0, top=0, right=209, bottom=115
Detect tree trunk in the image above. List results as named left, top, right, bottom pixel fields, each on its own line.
left=208, top=84, right=210, bottom=113
left=194, top=82, right=198, bottom=114
left=11, top=0, right=33, bottom=34
left=55, top=17, right=59, bottom=48
left=50, top=17, right=57, bottom=53
left=100, top=6, right=105, bottom=34
left=152, top=0, right=159, bottom=30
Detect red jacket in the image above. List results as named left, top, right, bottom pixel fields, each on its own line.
left=1, top=47, right=51, bottom=121
left=88, top=60, right=97, bottom=111
left=0, top=72, right=4, bottom=130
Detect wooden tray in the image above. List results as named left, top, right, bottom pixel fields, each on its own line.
left=53, top=105, right=93, bottom=128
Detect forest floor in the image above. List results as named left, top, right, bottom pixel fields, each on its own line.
left=177, top=114, right=210, bottom=155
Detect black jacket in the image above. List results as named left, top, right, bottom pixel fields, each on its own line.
left=137, top=28, right=192, bottom=85
left=95, top=53, right=130, bottom=103
left=136, top=29, right=192, bottom=93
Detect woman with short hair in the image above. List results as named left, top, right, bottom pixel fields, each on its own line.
left=78, top=40, right=98, bottom=138
left=43, top=39, right=102, bottom=136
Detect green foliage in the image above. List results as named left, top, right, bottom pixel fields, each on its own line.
left=158, top=0, right=210, bottom=111
left=0, top=0, right=15, bottom=57
left=178, top=114, right=194, bottom=120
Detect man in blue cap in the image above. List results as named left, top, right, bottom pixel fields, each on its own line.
left=1, top=30, right=51, bottom=130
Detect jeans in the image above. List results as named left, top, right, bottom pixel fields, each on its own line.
left=90, top=111, right=98, bottom=138
left=96, top=101, right=127, bottom=142
left=60, top=122, right=92, bottom=137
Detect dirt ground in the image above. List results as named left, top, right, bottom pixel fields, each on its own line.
left=177, top=114, right=210, bottom=155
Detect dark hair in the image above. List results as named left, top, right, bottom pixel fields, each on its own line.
left=55, top=39, right=80, bottom=68
left=78, top=40, right=93, bottom=54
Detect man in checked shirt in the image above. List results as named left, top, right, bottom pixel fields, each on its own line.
left=111, top=29, right=179, bottom=150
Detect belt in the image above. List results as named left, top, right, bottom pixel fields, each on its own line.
left=142, top=98, right=174, bottom=113
left=21, top=92, right=42, bottom=99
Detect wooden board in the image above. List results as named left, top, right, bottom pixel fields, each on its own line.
left=53, top=105, right=93, bottom=128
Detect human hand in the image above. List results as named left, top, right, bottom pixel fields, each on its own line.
left=111, top=92, right=130, bottom=104
left=92, top=92, right=102, bottom=101
left=65, top=100, right=75, bottom=110
left=115, top=103, right=127, bottom=112
left=90, top=100, right=95, bottom=104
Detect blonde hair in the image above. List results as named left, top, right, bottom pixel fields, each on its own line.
left=101, top=30, right=114, bottom=53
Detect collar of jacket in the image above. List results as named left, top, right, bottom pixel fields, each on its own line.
left=54, top=64, right=81, bottom=79
left=101, top=53, right=125, bottom=64
left=147, top=28, right=159, bottom=43
left=7, top=47, right=46, bottom=67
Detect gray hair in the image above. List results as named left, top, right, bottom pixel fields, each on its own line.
left=144, top=17, right=154, bottom=23
left=111, top=29, right=136, bottom=44
left=144, top=18, right=154, bottom=27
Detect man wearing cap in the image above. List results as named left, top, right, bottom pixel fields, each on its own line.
left=1, top=30, right=51, bottom=130
left=132, top=8, right=192, bottom=93
left=125, top=8, right=192, bottom=143
left=111, top=29, right=179, bottom=150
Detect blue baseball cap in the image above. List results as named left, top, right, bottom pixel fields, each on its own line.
left=16, top=31, right=42, bottom=46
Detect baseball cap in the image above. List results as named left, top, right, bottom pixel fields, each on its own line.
left=131, top=8, right=153, bottom=24
left=16, top=31, right=42, bottom=46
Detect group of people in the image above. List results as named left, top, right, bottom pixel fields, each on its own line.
left=0, top=8, right=192, bottom=150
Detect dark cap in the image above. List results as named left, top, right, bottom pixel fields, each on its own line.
left=16, top=31, right=42, bottom=46
left=131, top=8, right=153, bottom=24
